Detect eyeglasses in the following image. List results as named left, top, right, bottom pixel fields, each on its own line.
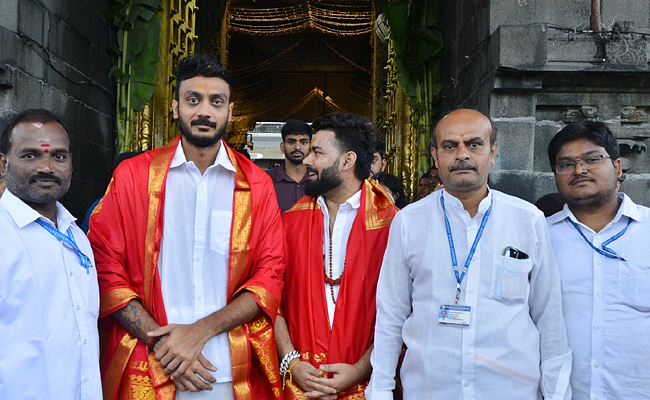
left=554, top=154, right=611, bottom=175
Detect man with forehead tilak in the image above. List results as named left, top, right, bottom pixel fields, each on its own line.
left=367, top=109, right=572, bottom=400
left=547, top=122, right=650, bottom=400
left=89, top=54, right=285, bottom=400
left=0, top=109, right=102, bottom=399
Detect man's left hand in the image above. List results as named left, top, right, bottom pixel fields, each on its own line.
left=149, top=322, right=212, bottom=379
left=305, top=363, right=362, bottom=395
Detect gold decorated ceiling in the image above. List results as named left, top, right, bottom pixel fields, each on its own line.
left=222, top=0, right=375, bottom=132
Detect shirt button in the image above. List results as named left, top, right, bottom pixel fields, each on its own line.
left=464, top=351, right=471, bottom=356
left=83, top=339, right=88, bottom=345
left=83, top=377, right=89, bottom=382
left=595, top=325, right=600, bottom=330
left=594, top=362, right=600, bottom=368
left=197, top=226, right=204, bottom=232
left=463, top=381, right=470, bottom=387
left=596, top=293, right=601, bottom=298
left=69, top=271, right=73, bottom=277
left=76, top=305, right=81, bottom=311
left=596, top=260, right=602, bottom=265
left=594, top=395, right=599, bottom=400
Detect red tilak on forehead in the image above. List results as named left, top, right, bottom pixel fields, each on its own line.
left=44, top=149, right=49, bottom=153
left=41, top=144, right=50, bottom=147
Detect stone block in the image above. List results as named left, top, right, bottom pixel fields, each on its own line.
left=0, top=0, right=18, bottom=32
left=66, top=0, right=110, bottom=46
left=490, top=0, right=536, bottom=33
left=620, top=174, right=650, bottom=206
left=489, top=170, right=536, bottom=203
left=496, top=24, right=548, bottom=70
left=490, top=93, right=536, bottom=118
left=601, top=2, right=650, bottom=29
left=492, top=119, right=535, bottom=170
left=18, top=0, right=44, bottom=43
left=533, top=120, right=562, bottom=172
left=10, top=69, right=43, bottom=110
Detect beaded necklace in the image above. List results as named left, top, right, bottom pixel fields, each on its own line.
left=324, top=227, right=344, bottom=304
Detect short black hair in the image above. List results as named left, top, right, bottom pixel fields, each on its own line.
left=373, top=141, right=385, bottom=157
left=174, top=53, right=233, bottom=99
left=1, top=109, right=68, bottom=155
left=311, top=112, right=376, bottom=180
left=548, top=121, right=619, bottom=172
left=376, top=172, right=407, bottom=208
left=431, top=110, right=497, bottom=148
left=281, top=119, right=312, bottom=141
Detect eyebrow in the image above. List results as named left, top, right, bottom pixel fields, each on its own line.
left=184, top=90, right=228, bottom=99
left=556, top=150, right=602, bottom=161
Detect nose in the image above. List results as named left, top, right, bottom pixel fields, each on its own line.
left=456, top=143, right=470, bottom=160
left=197, top=100, right=212, bottom=118
left=303, top=152, right=314, bottom=166
left=38, top=156, right=54, bottom=173
left=573, top=159, right=587, bottom=174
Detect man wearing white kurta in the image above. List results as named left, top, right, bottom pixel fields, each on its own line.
left=367, top=109, right=572, bottom=400
left=547, top=121, right=650, bottom=400
left=0, top=109, right=101, bottom=399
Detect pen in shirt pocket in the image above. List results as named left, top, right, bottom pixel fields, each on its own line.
left=504, top=246, right=529, bottom=260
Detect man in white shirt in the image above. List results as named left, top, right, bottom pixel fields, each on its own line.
left=0, top=109, right=102, bottom=399
left=367, top=109, right=572, bottom=400
left=89, top=54, right=285, bottom=400
left=277, top=113, right=398, bottom=399
left=546, top=121, right=650, bottom=400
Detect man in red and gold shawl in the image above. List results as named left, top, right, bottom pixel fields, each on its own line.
left=88, top=54, right=284, bottom=400
left=275, top=113, right=398, bottom=399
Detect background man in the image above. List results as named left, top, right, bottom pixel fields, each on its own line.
left=266, top=119, right=312, bottom=213
left=367, top=109, right=572, bottom=400
left=370, top=141, right=387, bottom=178
left=547, top=121, right=650, bottom=400
left=276, top=112, right=398, bottom=399
left=89, top=54, right=285, bottom=400
left=0, top=109, right=102, bottom=399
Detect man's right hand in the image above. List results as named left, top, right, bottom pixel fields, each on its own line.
left=290, top=361, right=338, bottom=399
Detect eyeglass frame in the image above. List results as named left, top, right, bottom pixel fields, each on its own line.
left=554, top=154, right=613, bottom=175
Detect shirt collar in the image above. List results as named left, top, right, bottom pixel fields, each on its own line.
left=0, top=189, right=76, bottom=230
left=170, top=139, right=236, bottom=172
left=317, top=189, right=362, bottom=213
left=274, top=162, right=309, bottom=183
left=440, top=186, right=493, bottom=216
left=550, top=192, right=642, bottom=228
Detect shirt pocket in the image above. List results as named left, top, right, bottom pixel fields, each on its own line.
left=210, top=210, right=233, bottom=256
left=489, top=253, right=532, bottom=302
left=619, top=262, right=650, bottom=311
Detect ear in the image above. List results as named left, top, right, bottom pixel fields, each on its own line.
left=0, top=153, right=6, bottom=176
left=340, top=151, right=358, bottom=173
left=172, top=99, right=179, bottom=119
left=489, top=142, right=498, bottom=165
left=431, top=147, right=439, bottom=169
left=228, top=102, right=234, bottom=121
left=614, top=158, right=623, bottom=179
left=280, top=141, right=285, bottom=153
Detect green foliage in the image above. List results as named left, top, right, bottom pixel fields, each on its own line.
left=108, top=0, right=162, bottom=152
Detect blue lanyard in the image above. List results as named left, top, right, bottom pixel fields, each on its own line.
left=568, top=218, right=630, bottom=261
left=441, top=194, right=493, bottom=303
left=35, top=219, right=93, bottom=274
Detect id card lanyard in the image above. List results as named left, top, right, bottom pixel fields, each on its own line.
left=441, top=194, right=493, bottom=304
left=568, top=218, right=630, bottom=261
left=35, top=219, right=94, bottom=274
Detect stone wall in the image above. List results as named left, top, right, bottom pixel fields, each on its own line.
left=440, top=1, right=650, bottom=206
left=0, top=0, right=115, bottom=220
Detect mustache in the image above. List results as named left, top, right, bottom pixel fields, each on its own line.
left=30, top=173, right=62, bottom=185
left=306, top=166, right=317, bottom=174
left=570, top=173, right=592, bottom=185
left=191, top=118, right=217, bottom=128
left=449, top=160, right=478, bottom=172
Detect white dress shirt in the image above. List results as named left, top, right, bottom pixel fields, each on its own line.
left=548, top=193, right=650, bottom=400
left=159, top=140, right=235, bottom=398
left=317, top=190, right=361, bottom=327
left=0, top=189, right=102, bottom=400
left=367, top=189, right=572, bottom=400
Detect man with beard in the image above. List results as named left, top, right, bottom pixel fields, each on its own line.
left=88, top=54, right=285, bottom=400
left=367, top=109, right=571, bottom=400
left=547, top=122, right=650, bottom=400
left=369, top=142, right=387, bottom=179
left=0, top=109, right=102, bottom=399
left=266, top=119, right=312, bottom=212
left=276, top=112, right=398, bottom=399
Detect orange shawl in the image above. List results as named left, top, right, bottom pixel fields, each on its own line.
left=281, top=180, right=397, bottom=399
left=89, top=137, right=285, bottom=400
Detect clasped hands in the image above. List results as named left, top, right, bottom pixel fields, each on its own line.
left=148, top=322, right=217, bottom=392
left=291, top=361, right=361, bottom=399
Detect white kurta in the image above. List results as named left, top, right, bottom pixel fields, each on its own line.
left=317, top=190, right=361, bottom=327
left=548, top=193, right=650, bottom=400
left=0, top=190, right=102, bottom=400
left=158, top=140, right=235, bottom=399
left=367, top=189, right=572, bottom=400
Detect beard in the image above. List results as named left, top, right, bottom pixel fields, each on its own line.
left=179, top=116, right=228, bottom=148
left=285, top=150, right=306, bottom=165
left=561, top=174, right=619, bottom=211
left=5, top=163, right=71, bottom=205
left=304, top=162, right=342, bottom=197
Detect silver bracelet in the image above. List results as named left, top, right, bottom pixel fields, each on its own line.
left=279, top=350, right=301, bottom=375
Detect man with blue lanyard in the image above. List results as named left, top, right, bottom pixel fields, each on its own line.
left=547, top=121, right=650, bottom=400
left=367, top=109, right=572, bottom=400
left=0, top=109, right=102, bottom=399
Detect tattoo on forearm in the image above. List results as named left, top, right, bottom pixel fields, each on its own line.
left=113, top=302, right=145, bottom=339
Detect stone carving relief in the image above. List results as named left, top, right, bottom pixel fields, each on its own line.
left=620, top=106, right=648, bottom=123
left=561, top=106, right=598, bottom=123
left=605, top=22, right=649, bottom=69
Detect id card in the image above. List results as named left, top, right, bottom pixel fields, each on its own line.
left=439, top=304, right=471, bottom=327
